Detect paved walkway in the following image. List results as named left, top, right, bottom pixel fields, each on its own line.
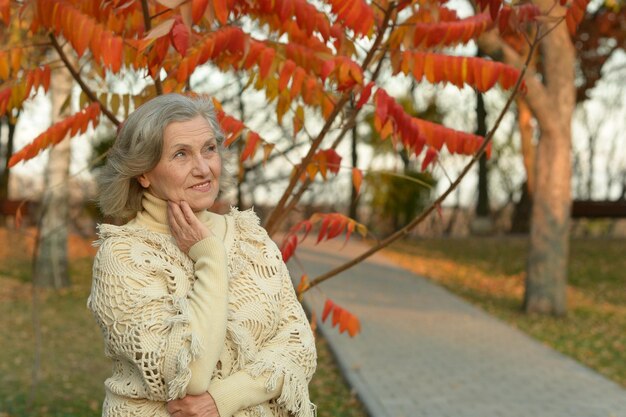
left=287, top=238, right=626, bottom=417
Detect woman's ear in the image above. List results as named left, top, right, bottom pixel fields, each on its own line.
left=137, top=174, right=150, bottom=189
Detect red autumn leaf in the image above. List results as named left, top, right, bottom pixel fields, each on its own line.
left=240, top=131, right=261, bottom=162
left=565, top=0, right=589, bottom=35
left=316, top=215, right=330, bottom=243
left=281, top=234, right=298, bottom=261
left=320, top=59, right=336, bottom=82
left=421, top=147, right=438, bottom=171
left=356, top=82, right=374, bottom=110
left=171, top=17, right=190, bottom=56
left=322, top=299, right=334, bottom=322
left=488, top=0, right=503, bottom=21
left=332, top=305, right=343, bottom=327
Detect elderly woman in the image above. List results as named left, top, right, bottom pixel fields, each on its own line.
left=87, top=94, right=317, bottom=417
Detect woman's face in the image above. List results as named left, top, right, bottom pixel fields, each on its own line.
left=138, top=115, right=222, bottom=212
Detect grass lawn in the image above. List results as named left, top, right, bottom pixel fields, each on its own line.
left=384, top=236, right=626, bottom=388
left=0, top=228, right=366, bottom=417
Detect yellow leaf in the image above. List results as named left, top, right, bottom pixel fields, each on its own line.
left=293, top=105, right=304, bottom=136
left=276, top=91, right=290, bottom=126
left=111, top=94, right=120, bottom=116
left=123, top=94, right=130, bottom=118
left=262, top=143, right=274, bottom=167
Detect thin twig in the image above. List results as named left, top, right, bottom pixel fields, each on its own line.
left=141, top=0, right=163, bottom=96
left=264, top=4, right=396, bottom=235
left=49, top=34, right=121, bottom=126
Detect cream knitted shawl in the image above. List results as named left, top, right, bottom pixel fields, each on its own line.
left=88, top=196, right=316, bottom=417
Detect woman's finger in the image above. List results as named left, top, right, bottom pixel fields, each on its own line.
left=168, top=201, right=188, bottom=229
left=180, top=201, right=199, bottom=227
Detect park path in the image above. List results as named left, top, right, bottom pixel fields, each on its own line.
left=287, top=238, right=626, bottom=417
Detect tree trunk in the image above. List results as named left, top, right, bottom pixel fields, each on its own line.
left=34, top=53, right=73, bottom=289
left=0, top=117, right=16, bottom=201
left=523, top=3, right=575, bottom=315
left=510, top=99, right=535, bottom=234
left=472, top=89, right=493, bottom=235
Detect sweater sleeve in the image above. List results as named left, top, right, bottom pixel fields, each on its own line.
left=88, top=231, right=228, bottom=402
left=208, top=235, right=317, bottom=417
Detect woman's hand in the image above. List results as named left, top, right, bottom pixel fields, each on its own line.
left=167, top=392, right=221, bottom=417
left=168, top=200, right=213, bottom=253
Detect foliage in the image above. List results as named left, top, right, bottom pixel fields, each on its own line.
left=367, top=170, right=436, bottom=234
left=1, top=0, right=588, bottom=328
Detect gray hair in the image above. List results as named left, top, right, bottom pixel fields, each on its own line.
left=97, top=93, right=232, bottom=220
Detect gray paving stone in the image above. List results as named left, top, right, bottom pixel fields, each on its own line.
left=288, top=239, right=626, bottom=417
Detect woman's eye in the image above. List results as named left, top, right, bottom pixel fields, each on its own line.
left=174, top=150, right=186, bottom=158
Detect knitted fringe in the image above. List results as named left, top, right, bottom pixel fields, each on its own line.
left=166, top=296, right=203, bottom=401
left=246, top=359, right=316, bottom=417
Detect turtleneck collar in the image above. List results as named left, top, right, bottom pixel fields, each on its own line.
left=132, top=192, right=227, bottom=240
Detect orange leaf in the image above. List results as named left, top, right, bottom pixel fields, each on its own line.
left=290, top=67, right=306, bottom=98
left=10, top=48, right=21, bottom=75
left=0, top=52, right=8, bottom=79
left=297, top=274, right=310, bottom=296
left=278, top=60, right=296, bottom=91
left=332, top=305, right=343, bottom=327
left=356, top=82, right=374, bottom=110
left=322, top=299, right=334, bottom=322
left=345, top=314, right=361, bottom=337
left=213, top=0, right=228, bottom=25
left=192, top=0, right=209, bottom=23
left=258, top=47, right=275, bottom=80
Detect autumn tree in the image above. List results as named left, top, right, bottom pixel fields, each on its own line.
left=3, top=0, right=587, bottom=325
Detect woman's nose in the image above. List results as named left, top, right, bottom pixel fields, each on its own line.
left=191, top=155, right=211, bottom=176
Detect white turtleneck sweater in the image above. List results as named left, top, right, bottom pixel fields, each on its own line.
left=88, top=192, right=317, bottom=417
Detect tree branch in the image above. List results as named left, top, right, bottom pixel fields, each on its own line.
left=141, top=0, right=164, bottom=95
left=303, top=28, right=542, bottom=293
left=264, top=3, right=396, bottom=235
left=49, top=34, right=121, bottom=126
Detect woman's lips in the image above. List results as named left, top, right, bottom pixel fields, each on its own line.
left=190, top=180, right=211, bottom=191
